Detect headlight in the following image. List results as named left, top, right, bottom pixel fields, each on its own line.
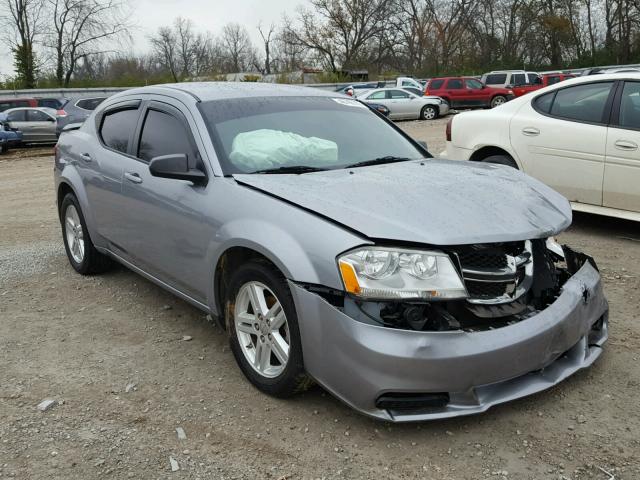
left=338, top=247, right=467, bottom=300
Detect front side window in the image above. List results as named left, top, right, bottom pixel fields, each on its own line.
left=138, top=109, right=197, bottom=163
left=446, top=79, right=463, bottom=89
left=512, top=73, right=526, bottom=86
left=100, top=108, right=139, bottom=154
left=618, top=81, right=640, bottom=129
left=549, top=82, right=613, bottom=123
left=465, top=78, right=483, bottom=89
left=199, top=96, right=424, bottom=174
left=28, top=110, right=51, bottom=121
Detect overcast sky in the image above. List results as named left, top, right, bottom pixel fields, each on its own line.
left=0, top=0, right=305, bottom=80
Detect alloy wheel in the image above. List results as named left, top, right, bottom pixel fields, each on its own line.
left=65, top=205, right=85, bottom=264
left=234, top=281, right=290, bottom=378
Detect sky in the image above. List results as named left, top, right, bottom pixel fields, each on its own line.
left=0, top=0, right=305, bottom=79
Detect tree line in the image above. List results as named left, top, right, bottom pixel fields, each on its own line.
left=3, top=0, right=640, bottom=89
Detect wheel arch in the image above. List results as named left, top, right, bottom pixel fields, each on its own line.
left=469, top=146, right=521, bottom=168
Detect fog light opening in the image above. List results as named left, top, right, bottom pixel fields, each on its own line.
left=376, top=392, right=450, bottom=412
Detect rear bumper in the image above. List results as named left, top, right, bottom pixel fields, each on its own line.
left=441, top=142, right=472, bottom=160
left=291, top=261, right=608, bottom=421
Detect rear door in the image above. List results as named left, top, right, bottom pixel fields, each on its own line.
left=510, top=81, right=615, bottom=205
left=444, top=78, right=466, bottom=107
left=117, top=100, right=211, bottom=300
left=85, top=100, right=142, bottom=246
left=603, top=80, right=640, bottom=212
left=387, top=89, right=415, bottom=119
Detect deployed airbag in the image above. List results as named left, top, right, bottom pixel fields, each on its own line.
left=229, top=129, right=339, bottom=170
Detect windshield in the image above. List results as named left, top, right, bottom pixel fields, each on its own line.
left=198, top=96, right=425, bottom=174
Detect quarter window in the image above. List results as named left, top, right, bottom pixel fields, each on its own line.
left=446, top=79, right=463, bottom=89
left=100, top=108, right=139, bottom=154
left=618, top=81, right=640, bottom=129
left=138, top=109, right=197, bottom=164
left=534, top=92, right=555, bottom=113
left=549, top=82, right=613, bottom=123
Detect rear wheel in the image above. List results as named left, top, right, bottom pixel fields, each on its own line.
left=226, top=260, right=311, bottom=397
left=490, top=95, right=507, bottom=108
left=1, top=144, right=8, bottom=154
left=60, top=193, right=112, bottom=274
left=420, top=105, right=438, bottom=120
left=482, top=154, right=518, bottom=169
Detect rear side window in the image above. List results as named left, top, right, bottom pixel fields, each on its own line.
left=484, top=74, right=507, bottom=85
left=138, top=109, right=197, bottom=163
left=549, top=82, right=613, bottom=123
left=618, top=81, right=640, bottom=129
left=429, top=79, right=444, bottom=89
left=76, top=98, right=105, bottom=110
left=37, top=99, right=64, bottom=109
left=446, top=79, right=463, bottom=89
left=534, top=92, right=555, bottom=113
left=367, top=91, right=386, bottom=100
left=511, top=73, right=526, bottom=86
left=389, top=89, right=410, bottom=99
left=7, top=110, right=26, bottom=121
left=100, top=108, right=139, bottom=154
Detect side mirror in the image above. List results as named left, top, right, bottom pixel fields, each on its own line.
left=47, top=117, right=55, bottom=122
left=149, top=154, right=207, bottom=184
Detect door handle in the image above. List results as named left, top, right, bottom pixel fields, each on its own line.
left=614, top=139, right=638, bottom=151
left=522, top=127, right=540, bottom=136
left=124, top=172, right=143, bottom=184
left=80, top=153, right=92, bottom=162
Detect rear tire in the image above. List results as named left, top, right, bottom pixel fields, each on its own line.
left=60, top=193, right=113, bottom=275
left=482, top=154, right=518, bottom=169
left=490, top=95, right=507, bottom=108
left=420, top=105, right=438, bottom=120
left=225, top=260, right=312, bottom=398
left=1, top=144, right=8, bottom=154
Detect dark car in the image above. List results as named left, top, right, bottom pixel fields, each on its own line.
left=425, top=77, right=515, bottom=109
left=0, top=97, right=37, bottom=112
left=0, top=120, right=23, bottom=153
left=37, top=97, right=68, bottom=111
left=55, top=97, right=107, bottom=136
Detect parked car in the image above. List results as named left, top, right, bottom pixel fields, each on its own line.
left=56, top=97, right=107, bottom=136
left=444, top=73, right=640, bottom=221
left=37, top=97, right=68, bottom=111
left=358, top=88, right=448, bottom=120
left=425, top=77, right=514, bottom=109
left=1, top=107, right=58, bottom=144
left=0, top=97, right=37, bottom=112
left=0, top=120, right=23, bottom=153
left=394, top=76, right=425, bottom=92
left=481, top=70, right=540, bottom=89
left=510, top=73, right=575, bottom=97
left=55, top=82, right=608, bottom=421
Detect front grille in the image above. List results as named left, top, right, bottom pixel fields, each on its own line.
left=451, top=241, right=533, bottom=304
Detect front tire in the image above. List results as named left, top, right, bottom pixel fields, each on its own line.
left=60, top=193, right=112, bottom=274
left=226, top=260, right=311, bottom=397
left=482, top=154, right=518, bottom=169
left=420, top=105, right=438, bottom=120
left=490, top=95, right=507, bottom=108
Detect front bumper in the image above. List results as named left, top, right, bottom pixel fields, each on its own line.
left=291, top=261, right=608, bottom=421
left=438, top=101, right=450, bottom=116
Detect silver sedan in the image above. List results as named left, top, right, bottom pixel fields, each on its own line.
left=1, top=107, right=58, bottom=143
left=358, top=87, right=449, bottom=120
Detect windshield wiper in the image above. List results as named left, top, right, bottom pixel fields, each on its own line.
left=344, top=156, right=412, bottom=169
left=253, top=165, right=329, bottom=174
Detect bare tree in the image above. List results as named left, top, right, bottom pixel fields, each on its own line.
left=257, top=22, right=275, bottom=74
left=150, top=25, right=179, bottom=81
left=3, top=0, right=45, bottom=87
left=47, top=0, right=130, bottom=87
left=219, top=22, right=255, bottom=72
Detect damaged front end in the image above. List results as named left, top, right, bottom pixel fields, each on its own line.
left=293, top=238, right=608, bottom=421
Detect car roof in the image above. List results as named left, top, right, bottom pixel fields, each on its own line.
left=122, top=82, right=338, bottom=102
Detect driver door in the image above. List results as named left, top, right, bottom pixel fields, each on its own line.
left=27, top=109, right=57, bottom=142
left=387, top=89, right=414, bottom=119
left=117, top=100, right=212, bottom=301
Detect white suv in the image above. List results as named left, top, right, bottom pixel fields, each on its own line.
left=443, top=73, right=640, bottom=221
left=481, top=70, right=540, bottom=88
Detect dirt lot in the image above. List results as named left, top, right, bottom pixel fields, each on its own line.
left=1, top=120, right=639, bottom=480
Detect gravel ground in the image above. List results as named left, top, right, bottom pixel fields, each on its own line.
left=1, top=124, right=639, bottom=479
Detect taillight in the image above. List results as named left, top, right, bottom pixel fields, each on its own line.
left=57, top=109, right=67, bottom=117
left=446, top=117, right=453, bottom=142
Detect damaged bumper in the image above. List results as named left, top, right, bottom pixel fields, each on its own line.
left=290, top=260, right=608, bottom=421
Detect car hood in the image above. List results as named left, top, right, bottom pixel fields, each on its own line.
left=233, top=159, right=572, bottom=246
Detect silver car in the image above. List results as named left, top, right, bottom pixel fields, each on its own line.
left=2, top=107, right=58, bottom=143
left=54, top=83, right=608, bottom=422
left=358, top=88, right=449, bottom=120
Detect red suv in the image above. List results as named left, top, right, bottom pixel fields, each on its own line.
left=425, top=77, right=515, bottom=109
left=0, top=97, right=37, bottom=112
